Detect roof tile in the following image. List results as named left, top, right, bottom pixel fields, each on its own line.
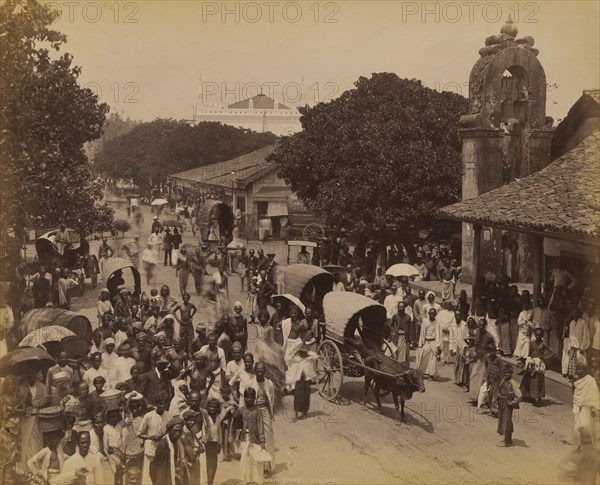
left=168, top=145, right=276, bottom=188
left=439, top=131, right=600, bottom=239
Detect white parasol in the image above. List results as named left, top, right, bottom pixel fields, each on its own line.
left=151, top=198, right=169, bottom=206
left=19, top=325, right=76, bottom=348
left=385, top=263, right=420, bottom=278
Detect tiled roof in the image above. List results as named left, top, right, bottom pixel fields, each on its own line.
left=439, top=131, right=600, bottom=240
left=228, top=94, right=291, bottom=110
left=168, top=145, right=276, bottom=188
left=583, top=89, right=600, bottom=105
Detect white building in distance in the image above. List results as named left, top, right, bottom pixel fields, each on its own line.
left=193, top=82, right=303, bottom=136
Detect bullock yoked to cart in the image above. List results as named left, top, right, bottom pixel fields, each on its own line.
left=316, top=292, right=425, bottom=423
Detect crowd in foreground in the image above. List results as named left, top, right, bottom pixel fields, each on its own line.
left=0, top=248, right=328, bottom=485
left=1, top=232, right=600, bottom=485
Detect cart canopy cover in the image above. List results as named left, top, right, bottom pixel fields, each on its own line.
left=18, top=308, right=92, bottom=342
left=323, top=292, right=386, bottom=342
left=283, top=264, right=333, bottom=300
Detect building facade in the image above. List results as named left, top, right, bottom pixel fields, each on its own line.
left=168, top=145, right=326, bottom=240
left=168, top=145, right=291, bottom=239
left=194, top=92, right=302, bottom=136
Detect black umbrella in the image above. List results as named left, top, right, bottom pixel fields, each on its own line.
left=0, top=347, right=56, bottom=377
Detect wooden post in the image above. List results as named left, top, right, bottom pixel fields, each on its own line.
left=472, top=224, right=482, bottom=299
left=533, top=235, right=544, bottom=302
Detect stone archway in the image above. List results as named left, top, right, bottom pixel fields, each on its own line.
left=500, top=65, right=530, bottom=125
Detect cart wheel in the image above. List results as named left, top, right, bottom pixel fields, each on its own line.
left=316, top=340, right=343, bottom=401
left=303, top=223, right=325, bottom=241
left=69, top=271, right=84, bottom=296
left=377, top=340, right=396, bottom=397
left=382, top=339, right=395, bottom=358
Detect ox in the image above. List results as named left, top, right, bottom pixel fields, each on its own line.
left=362, top=357, right=425, bottom=423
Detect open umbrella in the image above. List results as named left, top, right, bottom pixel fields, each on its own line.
left=385, top=263, right=420, bottom=278
left=151, top=198, right=169, bottom=206
left=0, top=347, right=56, bottom=377
left=18, top=326, right=76, bottom=348
left=162, top=219, right=183, bottom=228
left=271, top=294, right=306, bottom=317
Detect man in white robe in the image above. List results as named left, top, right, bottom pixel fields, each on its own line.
left=53, top=431, right=104, bottom=485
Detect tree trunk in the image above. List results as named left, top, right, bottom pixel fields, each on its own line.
left=379, top=249, right=388, bottom=270
left=354, top=232, right=367, bottom=259
left=398, top=233, right=418, bottom=264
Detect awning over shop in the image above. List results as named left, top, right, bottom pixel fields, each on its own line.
left=267, top=201, right=288, bottom=217
left=253, top=186, right=290, bottom=202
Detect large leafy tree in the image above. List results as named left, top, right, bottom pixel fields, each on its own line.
left=94, top=120, right=278, bottom=194
left=0, top=0, right=113, bottom=239
left=269, top=73, right=467, bottom=260
left=85, top=112, right=140, bottom=160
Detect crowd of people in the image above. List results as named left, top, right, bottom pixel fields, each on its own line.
left=1, top=214, right=599, bottom=485
left=0, top=233, right=330, bottom=485
left=330, top=258, right=599, bottom=454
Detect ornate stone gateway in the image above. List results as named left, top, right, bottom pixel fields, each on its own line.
left=459, top=17, right=554, bottom=283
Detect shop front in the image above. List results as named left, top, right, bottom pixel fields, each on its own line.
left=252, top=188, right=290, bottom=240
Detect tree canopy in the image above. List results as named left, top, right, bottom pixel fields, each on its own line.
left=85, top=112, right=140, bottom=161
left=269, top=73, right=468, bottom=250
left=94, top=120, right=278, bottom=194
left=1, top=0, right=113, bottom=238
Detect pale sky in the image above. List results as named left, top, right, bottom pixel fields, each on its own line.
left=47, top=0, right=600, bottom=123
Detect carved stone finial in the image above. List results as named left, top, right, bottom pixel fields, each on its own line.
left=501, top=15, right=518, bottom=39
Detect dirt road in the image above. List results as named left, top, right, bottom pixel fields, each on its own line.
left=70, top=204, right=579, bottom=485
